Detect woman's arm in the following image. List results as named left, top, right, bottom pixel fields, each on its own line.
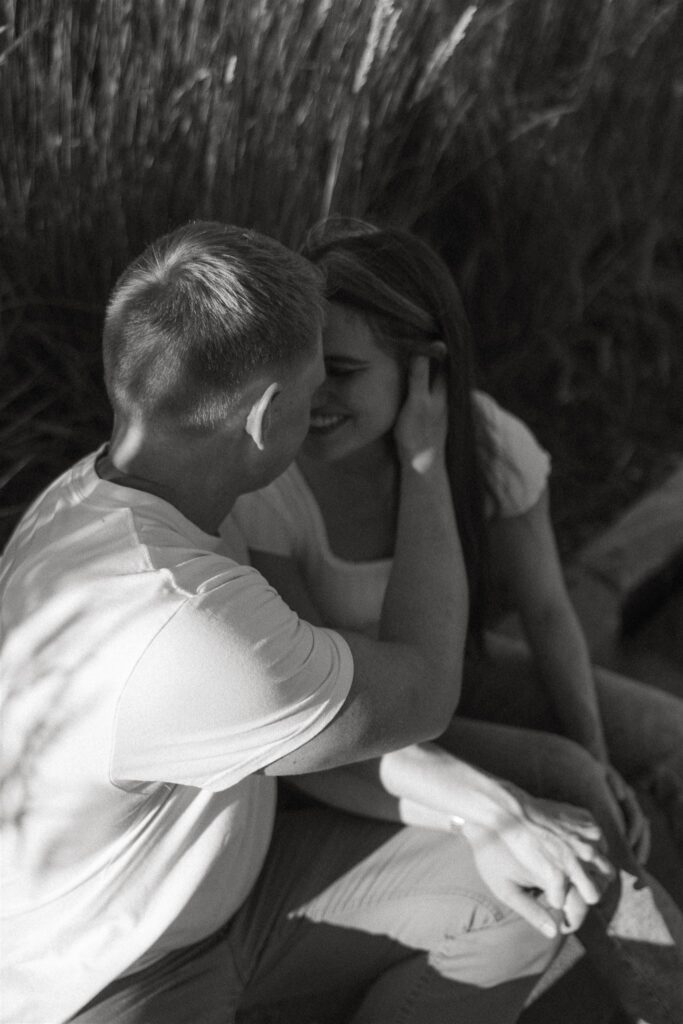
left=488, top=488, right=607, bottom=760
left=488, top=489, right=650, bottom=859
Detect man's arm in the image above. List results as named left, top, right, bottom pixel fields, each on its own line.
left=262, top=356, right=468, bottom=773
left=283, top=742, right=613, bottom=938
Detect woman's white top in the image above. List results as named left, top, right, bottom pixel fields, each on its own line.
left=229, top=391, right=550, bottom=635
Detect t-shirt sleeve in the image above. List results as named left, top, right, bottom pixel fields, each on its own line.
left=227, top=489, right=297, bottom=558
left=473, top=391, right=551, bottom=518
left=110, top=566, right=353, bottom=791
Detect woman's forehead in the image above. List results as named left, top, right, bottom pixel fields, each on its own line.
left=323, top=302, right=377, bottom=355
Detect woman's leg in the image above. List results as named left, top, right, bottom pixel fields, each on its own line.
left=593, top=664, right=683, bottom=856
left=441, top=634, right=683, bottom=1022
left=464, top=631, right=683, bottom=856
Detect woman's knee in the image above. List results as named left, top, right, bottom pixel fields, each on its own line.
left=522, top=732, right=602, bottom=806
left=595, top=666, right=683, bottom=775
left=533, top=734, right=606, bottom=807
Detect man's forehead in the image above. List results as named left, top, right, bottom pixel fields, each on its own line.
left=296, top=328, right=325, bottom=384
left=276, top=331, right=323, bottom=388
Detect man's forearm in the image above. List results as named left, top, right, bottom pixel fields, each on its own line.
left=288, top=740, right=611, bottom=940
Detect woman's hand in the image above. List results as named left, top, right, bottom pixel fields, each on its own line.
left=393, top=346, right=448, bottom=475
left=463, top=787, right=614, bottom=938
left=604, top=764, right=651, bottom=864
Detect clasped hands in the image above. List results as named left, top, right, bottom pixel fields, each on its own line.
left=462, top=785, right=614, bottom=939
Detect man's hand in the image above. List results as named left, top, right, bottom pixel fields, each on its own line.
left=463, top=788, right=614, bottom=938
left=604, top=764, right=651, bottom=864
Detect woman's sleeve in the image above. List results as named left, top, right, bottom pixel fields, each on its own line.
left=473, top=391, right=552, bottom=519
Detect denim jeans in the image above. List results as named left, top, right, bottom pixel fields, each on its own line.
left=70, top=808, right=562, bottom=1024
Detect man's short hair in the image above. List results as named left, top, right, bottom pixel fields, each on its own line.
left=102, top=221, right=324, bottom=431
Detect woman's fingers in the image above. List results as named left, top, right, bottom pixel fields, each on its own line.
left=525, top=819, right=611, bottom=907
left=569, top=839, right=612, bottom=878
left=531, top=838, right=602, bottom=910
left=636, top=816, right=651, bottom=863
left=407, top=353, right=430, bottom=392
left=624, top=786, right=649, bottom=858
left=408, top=352, right=447, bottom=402
left=605, top=766, right=651, bottom=862
left=564, top=851, right=603, bottom=906
left=394, top=354, right=448, bottom=472
left=522, top=796, right=613, bottom=880
left=627, top=799, right=651, bottom=864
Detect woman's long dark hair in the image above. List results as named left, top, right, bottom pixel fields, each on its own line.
left=301, top=218, right=491, bottom=643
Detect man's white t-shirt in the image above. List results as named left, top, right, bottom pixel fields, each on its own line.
left=0, top=452, right=353, bottom=1024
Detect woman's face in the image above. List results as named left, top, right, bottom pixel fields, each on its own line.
left=301, top=303, right=403, bottom=464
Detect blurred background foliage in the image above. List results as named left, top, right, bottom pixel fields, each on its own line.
left=1, top=0, right=682, bottom=552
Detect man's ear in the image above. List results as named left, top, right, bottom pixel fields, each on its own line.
left=244, top=382, right=280, bottom=451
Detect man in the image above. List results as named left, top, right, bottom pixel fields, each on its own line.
left=1, top=222, right=604, bottom=1024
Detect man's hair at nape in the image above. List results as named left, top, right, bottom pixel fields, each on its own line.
left=102, top=221, right=324, bottom=431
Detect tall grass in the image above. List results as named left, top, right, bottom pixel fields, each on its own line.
left=414, top=0, right=683, bottom=546
left=1, top=0, right=682, bottom=551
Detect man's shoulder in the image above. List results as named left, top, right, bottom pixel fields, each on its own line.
left=1, top=449, right=252, bottom=605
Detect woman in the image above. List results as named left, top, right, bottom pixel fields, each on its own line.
left=226, top=219, right=683, bottom=1021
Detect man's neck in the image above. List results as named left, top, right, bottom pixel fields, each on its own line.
left=97, top=442, right=237, bottom=537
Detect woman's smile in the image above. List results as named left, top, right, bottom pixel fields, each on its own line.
left=308, top=410, right=349, bottom=435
